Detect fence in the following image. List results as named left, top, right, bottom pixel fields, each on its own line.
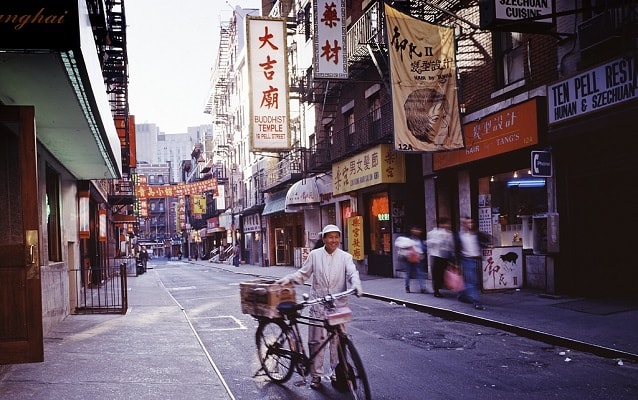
left=71, top=258, right=132, bottom=314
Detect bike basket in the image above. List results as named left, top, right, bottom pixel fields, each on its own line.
left=240, top=279, right=296, bottom=318
left=326, top=307, right=352, bottom=326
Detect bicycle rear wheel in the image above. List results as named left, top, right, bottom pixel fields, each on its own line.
left=255, top=319, right=298, bottom=383
left=337, top=337, right=371, bottom=400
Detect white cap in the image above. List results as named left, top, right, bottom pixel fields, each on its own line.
left=321, top=224, right=341, bottom=236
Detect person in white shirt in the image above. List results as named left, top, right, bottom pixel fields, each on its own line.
left=426, top=217, right=454, bottom=298
left=396, top=226, right=427, bottom=293
left=276, top=224, right=363, bottom=389
left=456, top=217, right=485, bottom=310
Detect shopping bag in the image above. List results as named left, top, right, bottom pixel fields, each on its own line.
left=444, top=264, right=464, bottom=292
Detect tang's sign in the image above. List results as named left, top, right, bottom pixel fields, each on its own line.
left=434, top=99, right=540, bottom=170
left=548, top=57, right=636, bottom=124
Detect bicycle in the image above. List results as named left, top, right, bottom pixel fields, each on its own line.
left=253, top=288, right=371, bottom=399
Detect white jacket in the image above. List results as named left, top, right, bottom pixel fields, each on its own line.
left=284, top=246, right=362, bottom=317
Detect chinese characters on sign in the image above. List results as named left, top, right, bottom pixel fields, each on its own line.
left=348, top=216, right=364, bottom=261
left=433, top=99, right=539, bottom=170
left=247, top=17, right=290, bottom=151
left=482, top=246, right=523, bottom=291
left=314, top=0, right=347, bottom=78
left=332, top=144, right=405, bottom=195
left=384, top=4, right=463, bottom=153
left=135, top=179, right=218, bottom=199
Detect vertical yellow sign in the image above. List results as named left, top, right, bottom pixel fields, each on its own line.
left=347, top=216, right=364, bottom=261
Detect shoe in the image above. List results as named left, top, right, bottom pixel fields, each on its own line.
left=420, top=289, right=428, bottom=294
left=310, top=376, right=322, bottom=389
left=474, top=303, right=486, bottom=310
left=434, top=292, right=443, bottom=298
left=405, top=287, right=410, bottom=293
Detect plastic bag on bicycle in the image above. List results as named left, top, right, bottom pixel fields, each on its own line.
left=325, top=307, right=352, bottom=326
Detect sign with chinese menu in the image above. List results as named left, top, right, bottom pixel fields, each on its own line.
left=332, top=144, right=405, bottom=195
left=314, top=0, right=347, bottom=78
left=384, top=3, right=464, bottom=153
left=247, top=17, right=291, bottom=151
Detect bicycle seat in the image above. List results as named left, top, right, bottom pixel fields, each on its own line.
left=277, top=301, right=300, bottom=316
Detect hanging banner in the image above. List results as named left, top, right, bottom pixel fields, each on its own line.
left=135, top=178, right=218, bottom=199
left=247, top=17, right=291, bottom=151
left=314, top=0, right=348, bottom=78
left=384, top=4, right=464, bottom=153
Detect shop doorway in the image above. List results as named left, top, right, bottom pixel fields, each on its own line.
left=275, top=228, right=287, bottom=265
left=366, top=192, right=393, bottom=277
left=0, top=106, right=44, bottom=364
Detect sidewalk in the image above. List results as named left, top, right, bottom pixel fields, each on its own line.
left=0, top=267, right=235, bottom=400
left=1, top=259, right=637, bottom=399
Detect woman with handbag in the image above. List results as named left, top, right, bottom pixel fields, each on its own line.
left=426, top=217, right=454, bottom=298
left=396, top=226, right=427, bottom=294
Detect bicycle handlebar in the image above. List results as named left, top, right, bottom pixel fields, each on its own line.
left=301, top=288, right=356, bottom=307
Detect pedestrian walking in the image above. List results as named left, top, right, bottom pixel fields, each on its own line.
left=275, top=224, right=363, bottom=389
left=426, top=217, right=454, bottom=298
left=395, top=226, right=427, bottom=293
left=139, top=245, right=149, bottom=272
left=454, top=217, right=486, bottom=310
left=232, top=243, right=240, bottom=267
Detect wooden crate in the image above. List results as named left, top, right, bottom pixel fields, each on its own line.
left=240, top=279, right=296, bottom=318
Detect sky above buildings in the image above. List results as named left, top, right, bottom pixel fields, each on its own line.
left=126, top=0, right=261, bottom=134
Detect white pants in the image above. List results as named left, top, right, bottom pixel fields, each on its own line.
left=308, top=324, right=342, bottom=378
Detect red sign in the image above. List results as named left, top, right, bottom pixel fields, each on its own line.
left=433, top=99, right=541, bottom=170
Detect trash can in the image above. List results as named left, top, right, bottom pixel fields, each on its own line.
left=136, top=258, right=145, bottom=275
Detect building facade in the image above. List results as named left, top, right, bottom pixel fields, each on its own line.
left=208, top=0, right=637, bottom=301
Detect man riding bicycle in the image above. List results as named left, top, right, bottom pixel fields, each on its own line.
left=276, top=224, right=363, bottom=389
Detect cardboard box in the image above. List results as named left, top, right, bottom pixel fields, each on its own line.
left=326, top=307, right=352, bottom=326
left=240, top=279, right=296, bottom=318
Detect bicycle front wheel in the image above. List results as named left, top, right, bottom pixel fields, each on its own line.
left=255, top=318, right=298, bottom=383
left=338, top=337, right=371, bottom=400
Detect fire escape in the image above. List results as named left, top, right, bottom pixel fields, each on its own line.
left=302, top=0, right=475, bottom=174
left=205, top=19, right=239, bottom=216
left=87, top=0, right=135, bottom=212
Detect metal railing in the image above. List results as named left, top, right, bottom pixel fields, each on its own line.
left=71, top=258, right=132, bottom=314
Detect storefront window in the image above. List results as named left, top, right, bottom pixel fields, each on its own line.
left=481, top=169, right=547, bottom=248
left=340, top=200, right=351, bottom=250
left=368, top=192, right=391, bottom=255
